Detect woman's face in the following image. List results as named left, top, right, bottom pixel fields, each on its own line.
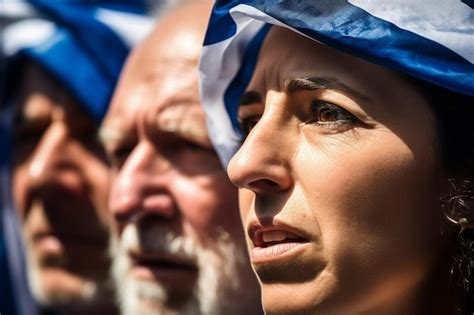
left=228, top=27, right=451, bottom=315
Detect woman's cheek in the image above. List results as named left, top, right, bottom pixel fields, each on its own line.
left=238, top=189, right=254, bottom=223
left=298, top=129, right=438, bottom=248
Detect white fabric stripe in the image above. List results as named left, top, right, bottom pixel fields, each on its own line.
left=95, top=8, right=154, bottom=48
left=1, top=2, right=39, bottom=19
left=200, top=5, right=269, bottom=165
left=349, top=0, right=474, bottom=63
left=3, top=19, right=56, bottom=56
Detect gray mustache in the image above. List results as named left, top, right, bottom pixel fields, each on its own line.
left=111, top=224, right=199, bottom=260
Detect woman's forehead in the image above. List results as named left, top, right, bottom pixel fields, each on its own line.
left=246, top=26, right=437, bottom=141
left=250, top=26, right=407, bottom=99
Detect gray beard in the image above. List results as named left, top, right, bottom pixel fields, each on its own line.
left=110, top=224, right=253, bottom=315
left=25, top=243, right=100, bottom=311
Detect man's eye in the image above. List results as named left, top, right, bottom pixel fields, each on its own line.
left=239, top=115, right=262, bottom=138
left=13, top=123, right=48, bottom=145
left=109, top=146, right=134, bottom=169
left=310, top=101, right=357, bottom=125
left=183, top=140, right=211, bottom=152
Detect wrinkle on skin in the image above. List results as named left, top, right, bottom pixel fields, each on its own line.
left=102, top=2, right=262, bottom=314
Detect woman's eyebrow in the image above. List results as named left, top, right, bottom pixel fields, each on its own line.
left=239, top=77, right=370, bottom=107
left=284, top=77, right=370, bottom=102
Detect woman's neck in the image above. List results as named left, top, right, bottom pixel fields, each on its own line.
left=363, top=244, right=466, bottom=315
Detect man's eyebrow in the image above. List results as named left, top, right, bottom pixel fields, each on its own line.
left=239, top=90, right=263, bottom=107
left=284, top=77, right=370, bottom=102
left=98, top=125, right=126, bottom=147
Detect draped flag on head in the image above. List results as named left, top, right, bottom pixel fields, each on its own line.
left=2, top=0, right=154, bottom=120
left=0, top=1, right=153, bottom=314
left=198, top=0, right=474, bottom=167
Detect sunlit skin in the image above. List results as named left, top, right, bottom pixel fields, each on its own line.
left=101, top=2, right=262, bottom=314
left=11, top=63, right=115, bottom=315
left=228, top=26, right=457, bottom=315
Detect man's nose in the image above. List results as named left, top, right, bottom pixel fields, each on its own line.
left=27, top=122, right=82, bottom=192
left=227, top=105, right=293, bottom=195
left=108, top=142, right=176, bottom=224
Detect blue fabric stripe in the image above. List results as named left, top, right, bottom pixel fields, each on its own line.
left=21, top=29, right=114, bottom=120
left=26, top=0, right=131, bottom=121
left=0, top=160, right=17, bottom=315
left=0, top=101, right=18, bottom=315
left=224, top=24, right=271, bottom=133
left=258, top=1, right=474, bottom=95
left=204, top=1, right=240, bottom=45
left=208, top=0, right=474, bottom=96
left=90, top=0, right=148, bottom=14
left=0, top=233, right=17, bottom=315
left=462, top=0, right=474, bottom=8
left=29, top=0, right=128, bottom=80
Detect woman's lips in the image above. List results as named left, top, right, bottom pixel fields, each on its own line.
left=248, top=221, right=310, bottom=264
left=251, top=242, right=308, bottom=263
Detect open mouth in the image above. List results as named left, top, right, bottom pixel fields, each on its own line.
left=129, top=251, right=198, bottom=281
left=249, top=226, right=309, bottom=263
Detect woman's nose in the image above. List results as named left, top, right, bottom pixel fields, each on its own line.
left=227, top=110, right=293, bottom=195
left=108, top=142, right=176, bottom=224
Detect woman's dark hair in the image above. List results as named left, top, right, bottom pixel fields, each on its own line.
left=409, top=77, right=474, bottom=313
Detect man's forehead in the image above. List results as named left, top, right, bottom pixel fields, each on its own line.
left=101, top=1, right=212, bottom=146
left=129, top=15, right=202, bottom=76
left=103, top=90, right=205, bottom=126
left=101, top=88, right=141, bottom=146
left=156, top=102, right=206, bottom=128
left=155, top=102, right=211, bottom=148
left=112, top=44, right=200, bottom=114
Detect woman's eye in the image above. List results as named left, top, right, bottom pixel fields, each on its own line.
left=239, top=115, right=262, bottom=138
left=311, top=100, right=357, bottom=126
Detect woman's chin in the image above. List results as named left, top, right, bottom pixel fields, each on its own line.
left=258, top=267, right=340, bottom=315
left=260, top=283, right=325, bottom=315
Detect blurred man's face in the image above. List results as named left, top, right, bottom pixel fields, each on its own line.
left=11, top=63, right=114, bottom=314
left=101, top=3, right=261, bottom=315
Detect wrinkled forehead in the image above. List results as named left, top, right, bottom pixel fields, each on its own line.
left=102, top=68, right=206, bottom=149
left=102, top=5, right=211, bottom=145
left=106, top=23, right=202, bottom=115
left=101, top=96, right=209, bottom=152
left=103, top=62, right=202, bottom=128
left=249, top=26, right=404, bottom=99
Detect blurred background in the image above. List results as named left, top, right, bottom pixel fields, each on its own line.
left=0, top=1, right=157, bottom=314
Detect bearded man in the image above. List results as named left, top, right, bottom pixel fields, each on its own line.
left=4, top=2, right=151, bottom=314
left=100, top=1, right=263, bottom=314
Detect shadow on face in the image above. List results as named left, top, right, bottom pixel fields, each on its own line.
left=228, top=26, right=456, bottom=315
left=11, top=62, right=115, bottom=315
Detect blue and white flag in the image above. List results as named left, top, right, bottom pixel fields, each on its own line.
left=0, top=1, right=153, bottom=314
left=198, top=0, right=474, bottom=166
